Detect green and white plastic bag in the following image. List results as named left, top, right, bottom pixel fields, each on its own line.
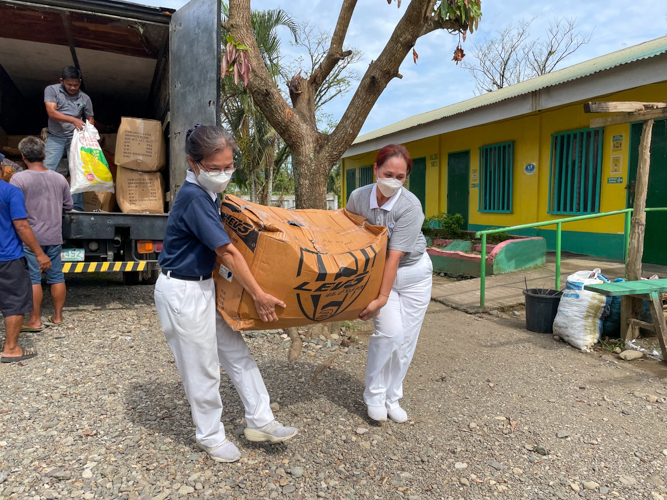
left=69, top=121, right=114, bottom=194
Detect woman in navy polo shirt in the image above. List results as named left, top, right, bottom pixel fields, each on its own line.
left=154, top=125, right=297, bottom=463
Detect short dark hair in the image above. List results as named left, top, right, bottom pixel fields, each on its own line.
left=18, top=137, right=46, bottom=163
left=185, top=125, right=237, bottom=163
left=61, top=66, right=82, bottom=80
left=375, top=144, right=413, bottom=175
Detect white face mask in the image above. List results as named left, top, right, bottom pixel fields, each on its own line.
left=377, top=177, right=403, bottom=197
left=196, top=164, right=233, bottom=193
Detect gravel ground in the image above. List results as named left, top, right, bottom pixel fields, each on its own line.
left=2, top=275, right=667, bottom=500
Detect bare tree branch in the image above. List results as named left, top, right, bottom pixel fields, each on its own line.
left=463, top=17, right=591, bottom=95
left=310, top=0, right=358, bottom=93
left=326, top=0, right=464, bottom=163
left=525, top=18, right=592, bottom=76
left=287, top=22, right=363, bottom=112
left=462, top=19, right=533, bottom=94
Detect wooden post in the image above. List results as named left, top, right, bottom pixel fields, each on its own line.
left=621, top=119, right=654, bottom=340
left=627, top=119, right=654, bottom=281
left=647, top=291, right=667, bottom=362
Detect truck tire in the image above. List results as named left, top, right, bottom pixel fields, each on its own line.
left=141, top=269, right=160, bottom=285
left=123, top=269, right=159, bottom=286
left=122, top=271, right=141, bottom=286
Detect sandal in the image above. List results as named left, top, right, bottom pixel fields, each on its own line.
left=1, top=348, right=37, bottom=363
left=20, top=325, right=43, bottom=333
left=44, top=316, right=63, bottom=326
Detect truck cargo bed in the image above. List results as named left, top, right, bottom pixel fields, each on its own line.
left=62, top=212, right=169, bottom=241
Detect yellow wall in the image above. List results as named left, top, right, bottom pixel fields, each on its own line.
left=343, top=81, right=667, bottom=237
left=438, top=113, right=542, bottom=227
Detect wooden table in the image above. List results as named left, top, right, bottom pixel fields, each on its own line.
left=584, top=279, right=667, bottom=361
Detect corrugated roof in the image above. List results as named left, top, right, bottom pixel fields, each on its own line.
left=352, top=34, right=667, bottom=146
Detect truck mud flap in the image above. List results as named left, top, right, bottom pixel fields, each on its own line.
left=63, top=261, right=148, bottom=273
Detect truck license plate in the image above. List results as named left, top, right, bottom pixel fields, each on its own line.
left=61, top=249, right=85, bottom=262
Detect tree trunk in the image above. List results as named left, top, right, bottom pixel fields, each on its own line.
left=227, top=0, right=464, bottom=211
left=249, top=174, right=258, bottom=203
left=626, top=119, right=653, bottom=282
left=292, top=146, right=331, bottom=209
left=265, top=162, right=273, bottom=206
left=263, top=140, right=276, bottom=207
left=621, top=118, right=653, bottom=341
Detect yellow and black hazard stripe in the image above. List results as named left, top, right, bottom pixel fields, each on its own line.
left=62, top=261, right=148, bottom=273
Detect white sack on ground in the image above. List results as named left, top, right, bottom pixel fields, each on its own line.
left=553, top=269, right=611, bottom=351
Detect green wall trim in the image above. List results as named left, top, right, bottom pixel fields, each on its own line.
left=444, top=240, right=473, bottom=252
left=429, top=254, right=493, bottom=278
left=468, top=224, right=538, bottom=238
left=469, top=224, right=624, bottom=260
left=493, top=238, right=547, bottom=274
left=536, top=229, right=624, bottom=260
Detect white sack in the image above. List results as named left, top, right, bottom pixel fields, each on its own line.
left=553, top=269, right=610, bottom=351
left=69, top=121, right=114, bottom=194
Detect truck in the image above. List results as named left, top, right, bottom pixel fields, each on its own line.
left=0, top=0, right=222, bottom=284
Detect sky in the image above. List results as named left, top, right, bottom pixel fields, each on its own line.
left=147, top=0, right=667, bottom=135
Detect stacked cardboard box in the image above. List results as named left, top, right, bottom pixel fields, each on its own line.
left=115, top=166, right=165, bottom=214
left=114, top=117, right=166, bottom=214
left=83, top=191, right=116, bottom=212
left=114, top=117, right=165, bottom=172
left=1, top=122, right=167, bottom=214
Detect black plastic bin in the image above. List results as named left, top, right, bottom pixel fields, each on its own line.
left=523, top=288, right=563, bottom=333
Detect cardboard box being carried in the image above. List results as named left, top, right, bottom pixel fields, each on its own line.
left=114, top=117, right=165, bottom=172
left=115, top=166, right=164, bottom=214
left=214, top=195, right=388, bottom=331
left=83, top=191, right=116, bottom=212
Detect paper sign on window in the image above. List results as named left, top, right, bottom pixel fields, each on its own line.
left=610, top=155, right=622, bottom=174
left=612, top=135, right=623, bottom=153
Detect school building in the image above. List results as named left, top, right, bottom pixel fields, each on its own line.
left=342, top=36, right=667, bottom=265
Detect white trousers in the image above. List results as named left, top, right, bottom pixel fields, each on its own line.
left=154, top=273, right=274, bottom=448
left=364, top=252, right=433, bottom=410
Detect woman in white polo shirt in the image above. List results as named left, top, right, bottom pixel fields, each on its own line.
left=346, top=144, right=432, bottom=423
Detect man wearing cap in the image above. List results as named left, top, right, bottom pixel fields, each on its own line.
left=44, top=66, right=94, bottom=211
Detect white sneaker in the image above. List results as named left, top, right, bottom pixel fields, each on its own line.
left=367, top=405, right=387, bottom=422
left=387, top=406, right=408, bottom=423
left=196, top=439, right=241, bottom=463
left=244, top=420, right=298, bottom=443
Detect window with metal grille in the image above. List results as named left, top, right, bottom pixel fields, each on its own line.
left=479, top=142, right=513, bottom=213
left=359, top=165, right=373, bottom=187
left=345, top=168, right=356, bottom=202
left=549, top=128, right=603, bottom=215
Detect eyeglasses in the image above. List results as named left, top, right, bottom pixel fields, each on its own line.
left=197, top=161, right=235, bottom=174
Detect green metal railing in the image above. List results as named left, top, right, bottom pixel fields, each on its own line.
left=474, top=207, right=667, bottom=308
